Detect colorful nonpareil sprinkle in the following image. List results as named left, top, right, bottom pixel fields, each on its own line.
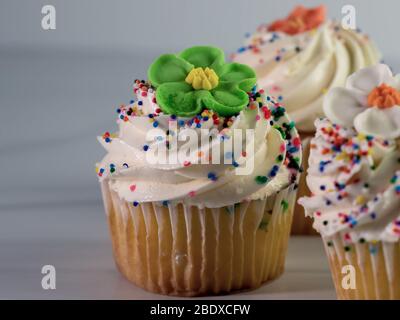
left=255, top=176, right=268, bottom=184
left=281, top=200, right=289, bottom=212
left=188, top=191, right=196, bottom=197
left=207, top=172, right=218, bottom=182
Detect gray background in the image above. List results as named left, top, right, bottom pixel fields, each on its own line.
left=0, top=0, right=397, bottom=299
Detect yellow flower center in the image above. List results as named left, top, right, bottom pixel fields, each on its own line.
left=185, top=67, right=219, bottom=90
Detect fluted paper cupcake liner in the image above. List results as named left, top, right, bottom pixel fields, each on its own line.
left=323, top=234, right=400, bottom=299
left=101, top=180, right=298, bottom=296
left=292, top=134, right=318, bottom=235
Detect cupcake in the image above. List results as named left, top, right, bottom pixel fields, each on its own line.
left=96, top=46, right=302, bottom=296
left=299, top=64, right=400, bottom=299
left=232, top=5, right=382, bottom=234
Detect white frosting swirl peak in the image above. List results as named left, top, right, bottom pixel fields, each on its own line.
left=232, top=21, right=381, bottom=132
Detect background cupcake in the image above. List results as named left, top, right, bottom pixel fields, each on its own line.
left=96, top=46, right=302, bottom=296
left=232, top=5, right=382, bottom=234
left=299, top=64, right=400, bottom=299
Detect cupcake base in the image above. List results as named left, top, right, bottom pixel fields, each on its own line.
left=292, top=133, right=318, bottom=235
left=101, top=181, right=297, bottom=296
left=323, top=235, right=400, bottom=300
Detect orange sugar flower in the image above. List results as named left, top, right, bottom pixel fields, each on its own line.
left=268, top=5, right=326, bottom=35
left=367, top=83, right=400, bottom=109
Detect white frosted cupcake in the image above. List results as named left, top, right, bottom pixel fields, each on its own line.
left=96, top=46, right=302, bottom=296
left=232, top=5, right=382, bottom=234
left=299, top=64, right=400, bottom=299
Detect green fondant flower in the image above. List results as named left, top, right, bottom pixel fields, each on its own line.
left=148, top=46, right=257, bottom=117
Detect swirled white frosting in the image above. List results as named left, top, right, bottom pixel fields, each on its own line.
left=299, top=119, right=400, bottom=243
left=96, top=83, right=302, bottom=208
left=232, top=21, right=381, bottom=132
